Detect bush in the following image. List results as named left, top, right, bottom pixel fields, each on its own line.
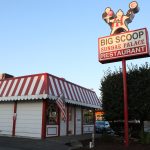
left=140, top=132, right=150, bottom=144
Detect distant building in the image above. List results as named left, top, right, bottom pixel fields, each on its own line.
left=0, top=73, right=100, bottom=139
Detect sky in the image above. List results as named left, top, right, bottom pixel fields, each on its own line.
left=0, top=0, right=149, bottom=97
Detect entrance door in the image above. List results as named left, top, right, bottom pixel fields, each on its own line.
left=68, top=106, right=74, bottom=135
left=60, top=106, right=67, bottom=136
left=46, top=102, right=59, bottom=137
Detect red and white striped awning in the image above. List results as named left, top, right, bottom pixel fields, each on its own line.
left=0, top=73, right=100, bottom=108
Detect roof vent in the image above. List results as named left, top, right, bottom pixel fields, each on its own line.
left=0, top=73, right=14, bottom=80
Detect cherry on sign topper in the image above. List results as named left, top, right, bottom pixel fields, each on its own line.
left=98, top=1, right=149, bottom=64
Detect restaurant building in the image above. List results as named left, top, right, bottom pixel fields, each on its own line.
left=0, top=73, right=100, bottom=139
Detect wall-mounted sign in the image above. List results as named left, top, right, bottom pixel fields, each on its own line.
left=98, top=28, right=149, bottom=63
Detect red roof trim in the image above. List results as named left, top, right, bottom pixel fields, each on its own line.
left=0, top=73, right=100, bottom=107
left=0, top=72, right=96, bottom=94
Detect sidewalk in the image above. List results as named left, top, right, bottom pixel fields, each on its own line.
left=49, top=133, right=101, bottom=144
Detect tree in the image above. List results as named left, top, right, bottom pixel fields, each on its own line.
left=100, top=62, right=150, bottom=122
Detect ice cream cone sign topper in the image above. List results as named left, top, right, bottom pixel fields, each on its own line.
left=102, top=1, right=140, bottom=35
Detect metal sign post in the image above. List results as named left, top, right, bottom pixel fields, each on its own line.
left=92, top=132, right=95, bottom=148
left=122, top=59, right=129, bottom=146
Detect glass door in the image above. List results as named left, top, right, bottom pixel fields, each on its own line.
left=46, top=102, right=59, bottom=137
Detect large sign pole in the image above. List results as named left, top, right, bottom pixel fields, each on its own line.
left=98, top=1, right=149, bottom=147
left=122, top=59, right=129, bottom=146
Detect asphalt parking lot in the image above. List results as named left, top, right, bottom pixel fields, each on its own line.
left=0, top=136, right=69, bottom=150
left=0, top=134, right=99, bottom=150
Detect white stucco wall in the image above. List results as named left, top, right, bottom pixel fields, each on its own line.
left=60, top=107, right=67, bottom=136
left=75, top=107, right=82, bottom=135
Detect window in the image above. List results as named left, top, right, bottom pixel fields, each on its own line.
left=83, top=109, right=94, bottom=125
left=46, top=103, right=58, bottom=125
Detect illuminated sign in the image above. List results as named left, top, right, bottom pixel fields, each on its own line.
left=98, top=28, right=149, bottom=63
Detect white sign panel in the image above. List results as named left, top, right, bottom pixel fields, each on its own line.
left=98, top=28, right=149, bottom=63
